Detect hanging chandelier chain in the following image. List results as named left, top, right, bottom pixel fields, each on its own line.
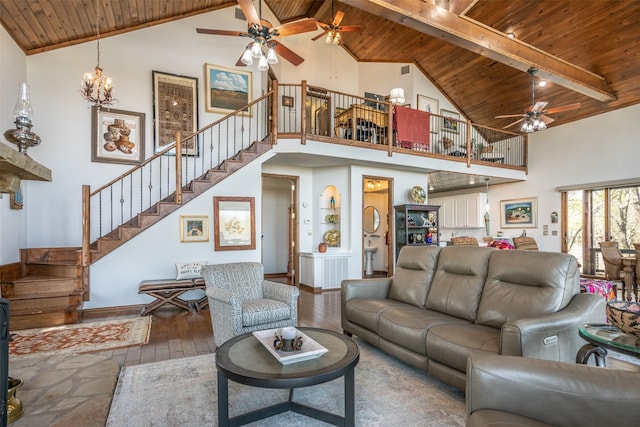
left=96, top=0, right=101, bottom=68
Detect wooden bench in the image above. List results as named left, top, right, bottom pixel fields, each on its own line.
left=138, top=278, right=208, bottom=316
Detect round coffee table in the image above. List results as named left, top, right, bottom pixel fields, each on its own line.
left=216, top=327, right=359, bottom=426
left=577, top=323, right=640, bottom=366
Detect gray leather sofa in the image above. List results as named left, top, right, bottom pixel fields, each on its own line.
left=341, top=245, right=605, bottom=390
left=466, top=353, right=640, bottom=426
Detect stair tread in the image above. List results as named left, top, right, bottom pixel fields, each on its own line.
left=8, top=290, right=84, bottom=300
left=12, top=275, right=78, bottom=283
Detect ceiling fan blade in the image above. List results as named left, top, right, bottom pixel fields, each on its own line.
left=332, top=11, right=345, bottom=27
left=544, top=103, right=581, bottom=115
left=529, top=101, right=548, bottom=113
left=503, top=118, right=524, bottom=129
left=196, top=28, right=244, bottom=37
left=312, top=30, right=329, bottom=41
left=272, top=40, right=304, bottom=66
left=539, top=114, right=555, bottom=124
left=495, top=114, right=524, bottom=119
left=237, top=0, right=261, bottom=27
left=338, top=25, right=361, bottom=32
left=274, top=18, right=317, bottom=37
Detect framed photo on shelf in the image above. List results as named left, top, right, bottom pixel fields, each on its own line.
left=152, top=70, right=199, bottom=155
left=214, top=196, right=256, bottom=251
left=180, top=215, right=209, bottom=242
left=440, top=109, right=460, bottom=134
left=204, top=63, right=252, bottom=116
left=417, top=95, right=439, bottom=113
left=91, top=106, right=145, bottom=165
left=500, top=197, right=538, bottom=228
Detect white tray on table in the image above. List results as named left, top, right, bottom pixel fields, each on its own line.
left=252, top=328, right=328, bottom=365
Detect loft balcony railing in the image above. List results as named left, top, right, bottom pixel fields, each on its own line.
left=81, top=80, right=526, bottom=267
left=278, top=81, right=527, bottom=170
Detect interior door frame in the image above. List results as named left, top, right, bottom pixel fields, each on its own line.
left=362, top=175, right=394, bottom=278
left=262, top=173, right=299, bottom=286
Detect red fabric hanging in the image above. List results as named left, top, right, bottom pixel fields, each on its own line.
left=393, top=105, right=430, bottom=150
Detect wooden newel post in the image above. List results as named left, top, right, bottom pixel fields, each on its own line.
left=175, top=131, right=182, bottom=205
left=387, top=103, right=394, bottom=157
left=301, top=80, right=307, bottom=145
left=81, top=184, right=90, bottom=267
left=271, top=80, right=278, bottom=144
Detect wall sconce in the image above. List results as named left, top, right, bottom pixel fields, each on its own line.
left=389, top=88, right=405, bottom=105
left=3, top=82, right=41, bottom=155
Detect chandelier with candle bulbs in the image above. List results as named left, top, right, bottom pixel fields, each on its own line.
left=81, top=0, right=114, bottom=108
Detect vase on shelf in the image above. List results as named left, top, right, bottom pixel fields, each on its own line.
left=318, top=242, right=327, bottom=253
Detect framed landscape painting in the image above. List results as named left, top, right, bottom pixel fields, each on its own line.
left=180, top=215, right=209, bottom=243
left=214, top=196, right=256, bottom=251
left=500, top=197, right=538, bottom=228
left=152, top=71, right=199, bottom=155
left=205, top=64, right=252, bottom=116
left=440, top=109, right=460, bottom=134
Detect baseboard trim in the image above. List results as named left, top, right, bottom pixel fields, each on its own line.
left=82, top=304, right=145, bottom=320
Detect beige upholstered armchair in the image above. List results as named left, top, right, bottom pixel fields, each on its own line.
left=202, top=262, right=299, bottom=347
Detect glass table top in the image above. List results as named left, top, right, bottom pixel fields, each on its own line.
left=579, top=324, right=640, bottom=355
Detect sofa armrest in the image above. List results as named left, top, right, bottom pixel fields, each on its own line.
left=501, top=293, right=606, bottom=361
left=341, top=278, right=392, bottom=301
left=466, top=353, right=640, bottom=427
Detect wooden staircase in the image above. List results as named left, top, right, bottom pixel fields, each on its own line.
left=3, top=140, right=273, bottom=330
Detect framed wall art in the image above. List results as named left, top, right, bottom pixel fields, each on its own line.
left=180, top=215, right=209, bottom=243
left=204, top=63, right=252, bottom=116
left=152, top=70, right=199, bottom=155
left=500, top=197, right=538, bottom=228
left=91, top=106, right=145, bottom=165
left=417, top=95, right=439, bottom=114
left=214, top=196, right=256, bottom=251
left=10, top=187, right=23, bottom=210
left=440, top=109, right=460, bottom=134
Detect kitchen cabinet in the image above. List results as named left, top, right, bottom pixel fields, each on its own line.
left=430, top=193, right=487, bottom=228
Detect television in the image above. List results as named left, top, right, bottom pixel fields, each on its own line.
left=364, top=92, right=386, bottom=111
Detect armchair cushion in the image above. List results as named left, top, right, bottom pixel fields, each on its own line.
left=242, top=299, right=291, bottom=326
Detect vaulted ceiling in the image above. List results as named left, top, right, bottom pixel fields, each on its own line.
left=2, top=0, right=640, bottom=133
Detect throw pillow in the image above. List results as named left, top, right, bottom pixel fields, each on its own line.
left=176, top=261, right=206, bottom=280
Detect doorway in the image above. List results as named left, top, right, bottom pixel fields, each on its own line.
left=262, top=174, right=298, bottom=285
left=362, top=176, right=394, bottom=278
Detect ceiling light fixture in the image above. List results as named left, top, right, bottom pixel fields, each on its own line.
left=506, top=32, right=516, bottom=39
left=389, top=88, right=405, bottom=105
left=520, top=67, right=548, bottom=133
left=81, top=0, right=114, bottom=108
left=237, top=1, right=278, bottom=71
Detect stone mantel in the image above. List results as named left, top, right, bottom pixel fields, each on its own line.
left=0, top=142, right=51, bottom=193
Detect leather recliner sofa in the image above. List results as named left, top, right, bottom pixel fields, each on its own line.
left=466, top=353, right=640, bottom=426
left=341, top=245, right=605, bottom=390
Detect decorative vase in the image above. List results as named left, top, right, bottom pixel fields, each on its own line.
left=318, top=243, right=327, bottom=253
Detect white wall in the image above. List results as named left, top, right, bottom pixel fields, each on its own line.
left=0, top=26, right=28, bottom=264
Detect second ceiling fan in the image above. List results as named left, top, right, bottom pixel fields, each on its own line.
left=495, top=67, right=581, bottom=133
left=196, top=0, right=317, bottom=67
left=312, top=0, right=361, bottom=45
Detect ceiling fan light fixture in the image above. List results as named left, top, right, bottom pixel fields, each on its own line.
left=333, top=32, right=341, bottom=44
left=325, top=32, right=333, bottom=44
left=266, top=46, right=278, bottom=64
left=251, top=41, right=263, bottom=58
left=257, top=54, right=269, bottom=71
left=241, top=47, right=254, bottom=65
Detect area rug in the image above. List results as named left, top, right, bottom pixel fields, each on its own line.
left=9, top=317, right=152, bottom=358
left=107, top=338, right=465, bottom=426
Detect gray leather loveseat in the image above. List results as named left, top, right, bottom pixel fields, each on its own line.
left=341, top=245, right=605, bottom=390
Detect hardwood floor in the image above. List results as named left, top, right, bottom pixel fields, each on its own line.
left=86, top=286, right=342, bottom=367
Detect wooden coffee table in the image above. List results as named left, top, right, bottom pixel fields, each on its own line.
left=215, top=327, right=359, bottom=426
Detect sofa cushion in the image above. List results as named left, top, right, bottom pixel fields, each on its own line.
left=379, top=307, right=471, bottom=355
left=425, top=246, right=494, bottom=321
left=344, top=298, right=409, bottom=333
left=476, top=250, right=580, bottom=329
left=426, top=324, right=500, bottom=372
left=388, top=246, right=441, bottom=308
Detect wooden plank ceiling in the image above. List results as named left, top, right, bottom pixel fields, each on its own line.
left=2, top=0, right=640, bottom=132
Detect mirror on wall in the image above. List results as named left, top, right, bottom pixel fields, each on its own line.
left=363, top=206, right=380, bottom=233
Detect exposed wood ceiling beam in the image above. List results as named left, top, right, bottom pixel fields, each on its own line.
left=341, top=0, right=617, bottom=102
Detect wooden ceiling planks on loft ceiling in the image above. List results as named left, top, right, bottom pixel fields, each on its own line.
left=1, top=0, right=640, bottom=133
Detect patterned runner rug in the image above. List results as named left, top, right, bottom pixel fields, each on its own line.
left=107, top=338, right=465, bottom=426
left=9, top=317, right=152, bottom=358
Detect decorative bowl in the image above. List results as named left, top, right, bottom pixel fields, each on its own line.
left=606, top=301, right=640, bottom=338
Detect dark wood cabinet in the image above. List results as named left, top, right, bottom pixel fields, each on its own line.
left=394, top=204, right=440, bottom=260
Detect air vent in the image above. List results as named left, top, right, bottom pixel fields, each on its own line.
left=235, top=7, right=246, bottom=21
left=401, top=65, right=410, bottom=75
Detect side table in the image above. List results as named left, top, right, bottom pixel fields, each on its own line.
left=577, top=324, right=640, bottom=367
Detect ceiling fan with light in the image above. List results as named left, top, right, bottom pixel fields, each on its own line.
left=312, top=0, right=361, bottom=45
left=196, top=0, right=317, bottom=69
left=495, top=67, right=581, bottom=133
